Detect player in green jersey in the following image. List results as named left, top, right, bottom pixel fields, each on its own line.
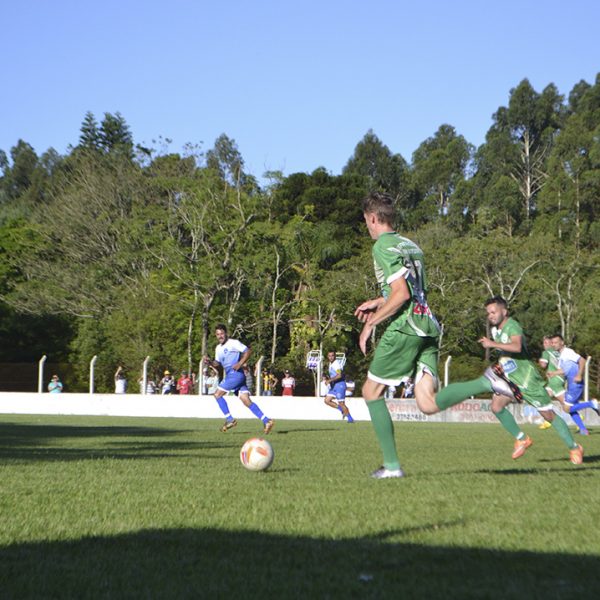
left=538, top=336, right=565, bottom=430
left=356, top=192, right=441, bottom=479
left=416, top=297, right=583, bottom=465
left=355, top=194, right=583, bottom=472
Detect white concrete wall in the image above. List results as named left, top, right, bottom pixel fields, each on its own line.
left=0, top=392, right=371, bottom=421
left=1, top=393, right=597, bottom=425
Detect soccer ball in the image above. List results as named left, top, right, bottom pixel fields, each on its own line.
left=240, top=437, right=274, bottom=471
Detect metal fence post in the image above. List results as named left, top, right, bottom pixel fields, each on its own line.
left=38, top=355, right=47, bottom=394
left=89, top=355, right=98, bottom=394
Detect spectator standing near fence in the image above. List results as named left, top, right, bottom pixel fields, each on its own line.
left=114, top=366, right=127, bottom=394
left=203, top=367, right=219, bottom=395
left=48, top=374, right=63, bottom=393
left=177, top=371, right=193, bottom=395
left=160, top=371, right=175, bottom=394
left=281, top=370, right=296, bottom=396
left=138, top=376, right=156, bottom=394
left=262, top=370, right=277, bottom=396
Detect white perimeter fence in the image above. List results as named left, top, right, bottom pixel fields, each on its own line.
left=0, top=392, right=598, bottom=426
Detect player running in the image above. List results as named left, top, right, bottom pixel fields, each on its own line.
left=203, top=324, right=274, bottom=434
left=356, top=192, right=441, bottom=479
left=323, top=351, right=354, bottom=423
left=417, top=297, right=583, bottom=465
left=548, top=334, right=599, bottom=435
left=537, top=336, right=565, bottom=430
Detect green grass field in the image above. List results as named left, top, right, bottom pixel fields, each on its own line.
left=1, top=414, right=599, bottom=599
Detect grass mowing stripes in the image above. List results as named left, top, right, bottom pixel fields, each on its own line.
left=1, top=414, right=599, bottom=598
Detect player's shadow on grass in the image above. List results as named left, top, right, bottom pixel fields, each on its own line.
left=274, top=427, right=338, bottom=435
left=473, top=462, right=600, bottom=475
left=0, top=443, right=235, bottom=463
left=0, top=422, right=188, bottom=441
left=1, top=526, right=598, bottom=599
left=0, top=422, right=236, bottom=463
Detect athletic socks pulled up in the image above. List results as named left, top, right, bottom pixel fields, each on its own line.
left=367, top=398, right=401, bottom=471
left=216, top=397, right=233, bottom=420
left=435, top=376, right=492, bottom=411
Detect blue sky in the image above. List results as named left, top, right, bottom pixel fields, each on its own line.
left=1, top=0, right=598, bottom=180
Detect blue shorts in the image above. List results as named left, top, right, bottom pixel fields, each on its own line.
left=218, top=370, right=249, bottom=395
left=327, top=381, right=347, bottom=401
left=565, top=380, right=584, bottom=405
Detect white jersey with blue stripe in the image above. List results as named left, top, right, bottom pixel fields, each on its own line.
left=558, top=347, right=581, bottom=381
left=215, top=338, right=248, bottom=375
left=328, top=359, right=345, bottom=381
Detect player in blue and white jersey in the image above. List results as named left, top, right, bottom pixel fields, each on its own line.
left=323, top=351, right=354, bottom=423
left=203, top=324, right=274, bottom=434
left=549, top=334, right=599, bottom=435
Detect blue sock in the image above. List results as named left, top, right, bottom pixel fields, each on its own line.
left=569, top=401, right=595, bottom=412
left=569, top=411, right=588, bottom=433
left=216, top=397, right=233, bottom=420
left=248, top=402, right=268, bottom=423
left=336, top=405, right=343, bottom=413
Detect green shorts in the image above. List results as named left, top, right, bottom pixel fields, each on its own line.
left=545, top=375, right=565, bottom=398
left=511, top=377, right=554, bottom=411
left=368, top=327, right=439, bottom=386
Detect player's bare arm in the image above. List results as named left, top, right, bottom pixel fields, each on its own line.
left=358, top=278, right=410, bottom=355
left=478, top=334, right=522, bottom=353
left=367, top=277, right=410, bottom=327
left=354, top=297, right=385, bottom=323
left=203, top=356, right=220, bottom=369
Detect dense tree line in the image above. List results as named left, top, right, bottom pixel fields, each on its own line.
left=1, top=76, right=599, bottom=393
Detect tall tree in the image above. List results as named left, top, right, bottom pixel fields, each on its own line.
left=1, top=140, right=39, bottom=201
left=485, top=80, right=564, bottom=221
left=78, top=111, right=102, bottom=151
left=99, top=112, right=134, bottom=157
left=206, top=133, right=248, bottom=187
left=343, top=129, right=409, bottom=199
left=411, top=124, right=473, bottom=224
left=538, top=75, right=600, bottom=248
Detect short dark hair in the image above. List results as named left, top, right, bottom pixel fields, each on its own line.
left=484, top=296, right=507, bottom=309
left=362, top=191, right=396, bottom=227
left=551, top=333, right=564, bottom=341
left=215, top=323, right=227, bottom=333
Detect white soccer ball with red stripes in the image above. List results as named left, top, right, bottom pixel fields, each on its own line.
left=240, top=437, right=274, bottom=471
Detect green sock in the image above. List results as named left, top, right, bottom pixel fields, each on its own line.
left=366, top=398, right=401, bottom=470
left=551, top=414, right=578, bottom=449
left=495, top=407, right=524, bottom=439
left=435, top=376, right=492, bottom=411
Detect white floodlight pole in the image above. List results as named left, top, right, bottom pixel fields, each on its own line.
left=89, top=355, right=98, bottom=394
left=38, top=355, right=47, bottom=394
left=444, top=356, right=452, bottom=388
left=584, top=356, right=591, bottom=402
left=142, top=356, right=150, bottom=395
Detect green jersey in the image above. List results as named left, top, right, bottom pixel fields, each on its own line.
left=540, top=348, right=565, bottom=395
left=372, top=232, right=441, bottom=338
left=541, top=348, right=561, bottom=372
left=491, top=317, right=547, bottom=395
